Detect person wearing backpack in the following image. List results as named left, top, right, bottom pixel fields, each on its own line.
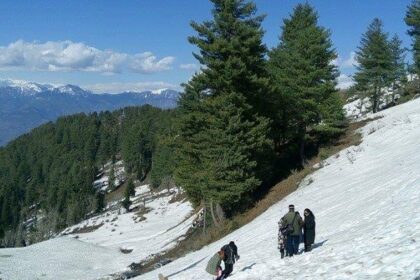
left=206, top=250, right=225, bottom=280
left=303, top=208, right=316, bottom=252
left=221, top=241, right=239, bottom=278
left=277, top=219, right=287, bottom=258
left=281, top=204, right=303, bottom=256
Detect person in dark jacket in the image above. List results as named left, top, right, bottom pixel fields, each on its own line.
left=303, top=208, right=316, bottom=252
left=221, top=241, right=239, bottom=278
left=281, top=204, right=303, bottom=256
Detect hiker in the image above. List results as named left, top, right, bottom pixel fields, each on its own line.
left=303, top=208, right=316, bottom=252
left=281, top=204, right=303, bottom=256
left=221, top=241, right=240, bottom=278
left=277, top=219, right=287, bottom=258
left=206, top=250, right=225, bottom=280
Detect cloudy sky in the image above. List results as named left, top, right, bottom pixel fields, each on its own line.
left=0, top=0, right=412, bottom=93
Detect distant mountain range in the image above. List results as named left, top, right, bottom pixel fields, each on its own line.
left=0, top=79, right=180, bottom=146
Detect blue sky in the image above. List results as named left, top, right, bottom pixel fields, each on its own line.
left=0, top=0, right=413, bottom=93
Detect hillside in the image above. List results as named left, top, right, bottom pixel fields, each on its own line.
left=0, top=105, right=178, bottom=245
left=0, top=184, right=196, bottom=279
left=0, top=79, right=179, bottom=146
left=0, top=90, right=419, bottom=279
left=136, top=98, right=420, bottom=279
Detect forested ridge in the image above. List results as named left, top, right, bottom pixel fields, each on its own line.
left=0, top=105, right=178, bottom=245
left=2, top=0, right=419, bottom=247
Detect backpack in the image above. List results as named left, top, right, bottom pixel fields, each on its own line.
left=281, top=213, right=297, bottom=236
left=221, top=244, right=234, bottom=264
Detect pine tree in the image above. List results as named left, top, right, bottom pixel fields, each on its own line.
left=108, top=165, right=116, bottom=191
left=122, top=189, right=131, bottom=212
left=176, top=0, right=273, bottom=216
left=188, top=0, right=270, bottom=114
left=389, top=34, right=407, bottom=103
left=95, top=192, right=105, bottom=213
left=122, top=180, right=135, bottom=212
left=268, top=3, right=342, bottom=164
left=405, top=0, right=420, bottom=76
left=354, top=18, right=393, bottom=113
left=126, top=178, right=135, bottom=197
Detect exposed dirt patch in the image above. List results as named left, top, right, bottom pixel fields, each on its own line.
left=65, top=223, right=104, bottom=235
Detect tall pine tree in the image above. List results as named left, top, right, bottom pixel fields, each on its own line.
left=405, top=0, right=420, bottom=76
left=268, top=3, right=342, bottom=165
left=175, top=0, right=272, bottom=217
left=188, top=0, right=270, bottom=114
left=354, top=18, right=393, bottom=113
left=389, top=34, right=407, bottom=103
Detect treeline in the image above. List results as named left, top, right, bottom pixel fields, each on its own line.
left=174, top=0, right=420, bottom=222
left=348, top=0, right=420, bottom=112
left=174, top=1, right=345, bottom=221
left=0, top=105, right=177, bottom=245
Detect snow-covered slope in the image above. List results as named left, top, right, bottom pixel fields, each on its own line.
left=62, top=185, right=194, bottom=262
left=1, top=99, right=419, bottom=280
left=0, top=185, right=195, bottom=280
left=138, top=98, right=420, bottom=280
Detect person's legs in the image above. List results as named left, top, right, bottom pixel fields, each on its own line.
left=304, top=242, right=312, bottom=252
left=292, top=235, right=300, bottom=255
left=223, top=263, right=233, bottom=278
left=286, top=236, right=294, bottom=257
left=280, top=247, right=285, bottom=259
left=216, top=266, right=224, bottom=280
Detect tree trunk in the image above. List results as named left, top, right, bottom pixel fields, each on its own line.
left=392, top=82, right=396, bottom=103
left=299, top=125, right=306, bottom=167
left=373, top=86, right=378, bottom=113
left=203, top=205, right=206, bottom=235
left=209, top=198, right=219, bottom=227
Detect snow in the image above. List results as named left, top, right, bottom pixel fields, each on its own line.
left=0, top=237, right=126, bottom=280
left=0, top=185, right=195, bottom=280
left=138, top=98, right=420, bottom=280
left=1, top=99, right=420, bottom=279
left=62, top=186, right=194, bottom=261
left=0, top=79, right=46, bottom=94
left=0, top=79, right=88, bottom=96
left=93, top=160, right=126, bottom=192
left=151, top=88, right=169, bottom=95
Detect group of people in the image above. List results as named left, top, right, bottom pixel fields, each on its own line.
left=205, top=204, right=316, bottom=279
left=278, top=204, right=316, bottom=258
left=206, top=241, right=239, bottom=280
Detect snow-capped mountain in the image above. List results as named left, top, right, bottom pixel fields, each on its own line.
left=0, top=79, right=180, bottom=146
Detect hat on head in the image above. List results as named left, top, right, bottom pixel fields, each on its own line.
left=289, top=204, right=295, bottom=209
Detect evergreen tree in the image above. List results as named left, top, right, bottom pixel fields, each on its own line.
left=126, top=178, right=135, bottom=197
left=188, top=0, right=270, bottom=114
left=176, top=0, right=273, bottom=216
left=0, top=105, right=176, bottom=244
left=354, top=18, right=393, bottom=113
left=108, top=165, right=116, bottom=191
left=389, top=34, right=407, bottom=102
left=405, top=0, right=420, bottom=76
left=268, top=3, right=342, bottom=164
left=95, top=192, right=105, bottom=213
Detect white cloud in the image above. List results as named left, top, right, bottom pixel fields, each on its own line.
left=331, top=52, right=359, bottom=70
left=180, top=63, right=198, bottom=70
left=0, top=40, right=175, bottom=74
left=84, top=81, right=180, bottom=94
left=336, top=73, right=355, bottom=90
left=341, top=51, right=358, bottom=68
